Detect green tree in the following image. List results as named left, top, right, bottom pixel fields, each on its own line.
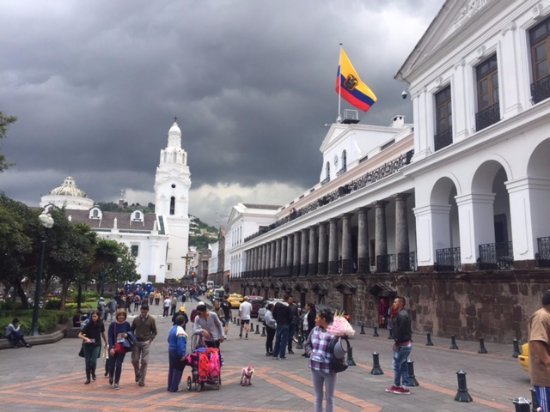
left=0, top=111, right=17, bottom=171
left=0, top=194, right=35, bottom=307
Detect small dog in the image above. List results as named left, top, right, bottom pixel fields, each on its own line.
left=240, top=364, right=254, bottom=386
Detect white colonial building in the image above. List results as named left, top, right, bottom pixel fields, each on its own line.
left=41, top=121, right=192, bottom=284
left=225, top=0, right=550, bottom=343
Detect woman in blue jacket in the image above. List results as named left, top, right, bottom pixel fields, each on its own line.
left=107, top=309, right=132, bottom=390
left=167, top=315, right=188, bottom=392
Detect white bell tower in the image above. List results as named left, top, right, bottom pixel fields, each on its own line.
left=154, top=119, right=191, bottom=280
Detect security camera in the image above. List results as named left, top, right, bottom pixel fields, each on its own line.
left=401, top=90, right=408, bottom=99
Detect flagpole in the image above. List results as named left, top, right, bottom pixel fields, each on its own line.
left=337, top=43, right=343, bottom=123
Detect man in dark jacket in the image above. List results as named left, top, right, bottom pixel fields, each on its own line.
left=385, top=296, right=412, bottom=395
left=272, top=295, right=291, bottom=360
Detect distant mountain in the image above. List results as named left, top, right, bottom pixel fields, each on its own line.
left=96, top=202, right=218, bottom=252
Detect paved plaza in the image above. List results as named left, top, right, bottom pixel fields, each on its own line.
left=0, top=301, right=531, bottom=411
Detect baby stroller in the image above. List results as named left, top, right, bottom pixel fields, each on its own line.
left=186, top=333, right=222, bottom=391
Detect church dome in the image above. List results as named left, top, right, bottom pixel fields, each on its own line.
left=40, top=176, right=94, bottom=211
left=49, top=176, right=88, bottom=197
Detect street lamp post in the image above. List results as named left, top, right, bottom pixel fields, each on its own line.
left=115, top=257, right=122, bottom=293
left=31, top=212, right=54, bottom=336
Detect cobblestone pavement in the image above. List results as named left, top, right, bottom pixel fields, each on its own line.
left=0, top=300, right=531, bottom=411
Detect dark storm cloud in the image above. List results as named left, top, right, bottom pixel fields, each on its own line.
left=0, top=0, right=443, bottom=224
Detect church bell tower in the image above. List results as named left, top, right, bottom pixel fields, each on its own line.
left=154, top=120, right=191, bottom=280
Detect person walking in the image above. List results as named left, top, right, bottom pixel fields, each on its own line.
left=302, top=303, right=317, bottom=357
left=264, top=303, right=277, bottom=356
left=172, top=306, right=189, bottom=329
left=167, top=315, right=188, bottom=392
left=131, top=304, right=157, bottom=387
left=107, top=297, right=117, bottom=322
left=193, top=303, right=225, bottom=348
left=272, top=295, right=291, bottom=360
left=238, top=296, right=252, bottom=339
left=528, top=289, right=550, bottom=411
left=163, top=295, right=171, bottom=317
left=78, top=310, right=107, bottom=384
left=385, top=296, right=412, bottom=395
left=220, top=295, right=232, bottom=335
left=107, top=309, right=132, bottom=390
left=305, top=308, right=336, bottom=412
left=97, top=297, right=106, bottom=321
left=170, top=295, right=178, bottom=317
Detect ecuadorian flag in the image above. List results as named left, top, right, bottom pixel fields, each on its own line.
left=336, top=48, right=377, bottom=112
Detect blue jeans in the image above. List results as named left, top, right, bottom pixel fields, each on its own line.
left=273, top=324, right=289, bottom=359
left=392, top=345, right=412, bottom=387
left=167, top=351, right=185, bottom=392
left=534, top=386, right=550, bottom=412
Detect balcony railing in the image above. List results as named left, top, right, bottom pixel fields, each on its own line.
left=478, top=241, right=513, bottom=270
left=435, top=247, right=461, bottom=271
left=537, top=236, right=550, bottom=267
left=531, top=75, right=550, bottom=104
left=475, top=102, right=500, bottom=131
left=434, top=127, right=452, bottom=151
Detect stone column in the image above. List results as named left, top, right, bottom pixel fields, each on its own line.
left=281, top=236, right=288, bottom=275
left=374, top=201, right=388, bottom=272
left=300, top=228, right=309, bottom=276
left=309, top=226, right=318, bottom=275
left=341, top=213, right=353, bottom=274
left=357, top=207, right=370, bottom=273
left=318, top=222, right=328, bottom=275
left=287, top=234, right=294, bottom=276
left=275, top=238, right=281, bottom=276
left=266, top=242, right=272, bottom=275
left=262, top=244, right=269, bottom=276
left=328, top=218, right=339, bottom=274
left=293, top=231, right=301, bottom=276
left=395, top=193, right=410, bottom=271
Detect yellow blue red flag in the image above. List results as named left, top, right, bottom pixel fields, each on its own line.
left=336, top=48, right=377, bottom=112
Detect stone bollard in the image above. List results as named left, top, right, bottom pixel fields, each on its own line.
left=255, top=324, right=260, bottom=335
left=360, top=322, right=366, bottom=335
left=450, top=336, right=459, bottom=350
left=531, top=387, right=540, bottom=412
left=373, top=326, right=379, bottom=337
left=261, top=326, right=266, bottom=337
left=478, top=338, right=488, bottom=354
left=233, top=317, right=237, bottom=325
left=512, top=397, right=531, bottom=412
left=346, top=346, right=356, bottom=366
left=250, top=322, right=254, bottom=330
left=388, top=329, right=393, bottom=339
left=370, top=352, right=384, bottom=375
left=454, top=370, right=473, bottom=402
left=512, top=339, right=520, bottom=358
left=407, top=360, right=419, bottom=386
left=426, top=333, right=434, bottom=346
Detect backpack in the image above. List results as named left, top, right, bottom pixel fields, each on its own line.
left=327, top=336, right=351, bottom=373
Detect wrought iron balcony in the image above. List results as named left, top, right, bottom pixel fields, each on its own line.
left=537, top=236, right=550, bottom=267
left=434, top=128, right=452, bottom=151
left=475, top=103, right=500, bottom=131
left=531, top=75, right=550, bottom=104
left=435, top=247, right=461, bottom=271
left=478, top=241, right=513, bottom=270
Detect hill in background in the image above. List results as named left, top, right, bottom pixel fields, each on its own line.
left=96, top=202, right=219, bottom=251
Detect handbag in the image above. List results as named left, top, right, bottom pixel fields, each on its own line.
left=114, top=342, right=125, bottom=355
left=78, top=344, right=85, bottom=358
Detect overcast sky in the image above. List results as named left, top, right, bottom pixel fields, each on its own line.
left=0, top=0, right=444, bottom=226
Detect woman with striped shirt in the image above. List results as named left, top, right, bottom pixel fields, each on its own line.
left=305, top=308, right=336, bottom=412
